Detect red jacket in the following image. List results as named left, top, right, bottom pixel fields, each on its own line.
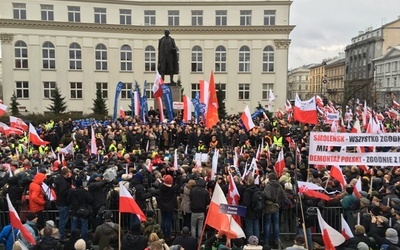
left=29, top=173, right=46, bottom=212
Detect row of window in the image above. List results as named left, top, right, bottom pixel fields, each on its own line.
left=14, top=41, right=275, bottom=72
left=15, top=81, right=273, bottom=101
left=12, top=3, right=276, bottom=26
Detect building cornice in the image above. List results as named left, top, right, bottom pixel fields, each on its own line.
left=63, top=0, right=293, bottom=6
left=0, top=19, right=295, bottom=35
left=274, top=39, right=291, bottom=49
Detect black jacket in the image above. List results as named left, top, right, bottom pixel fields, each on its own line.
left=172, top=235, right=198, bottom=250
left=264, top=180, right=286, bottom=203
left=242, top=185, right=262, bottom=219
left=67, top=187, right=93, bottom=217
left=130, top=178, right=152, bottom=211
left=53, top=175, right=71, bottom=206
left=157, top=183, right=180, bottom=212
left=190, top=179, right=211, bottom=213
left=38, top=236, right=62, bottom=250
left=121, top=233, right=147, bottom=250
left=88, top=180, right=107, bottom=210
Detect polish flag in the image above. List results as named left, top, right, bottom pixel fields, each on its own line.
left=0, top=104, right=7, bottom=116
left=119, top=182, right=146, bottom=222
left=182, top=95, right=193, bottom=123
left=353, top=177, right=362, bottom=199
left=298, top=181, right=331, bottom=201
left=199, top=80, right=210, bottom=114
left=317, top=208, right=345, bottom=249
left=0, top=122, right=23, bottom=136
left=274, top=150, right=285, bottom=177
left=294, top=94, right=318, bottom=125
left=156, top=97, right=165, bottom=122
left=119, top=106, right=126, bottom=118
left=366, top=115, right=380, bottom=134
left=42, top=182, right=57, bottom=201
left=268, top=89, right=276, bottom=102
left=205, top=183, right=245, bottom=239
left=285, top=100, right=293, bottom=113
left=241, top=106, right=255, bottom=131
left=6, top=194, right=36, bottom=245
left=227, top=174, right=241, bottom=226
left=211, top=149, right=219, bottom=180
left=351, top=118, right=362, bottom=133
left=153, top=71, right=164, bottom=99
left=316, top=95, right=324, bottom=107
left=29, top=124, right=49, bottom=146
left=145, top=159, right=153, bottom=172
left=10, top=116, right=28, bottom=131
left=330, top=165, right=347, bottom=188
left=262, top=111, right=269, bottom=121
left=393, top=100, right=400, bottom=109
left=91, top=126, right=97, bottom=155
left=341, top=214, right=354, bottom=240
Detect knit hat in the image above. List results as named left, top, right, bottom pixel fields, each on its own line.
left=103, top=210, right=113, bottom=220
left=74, top=239, right=86, bottom=250
left=392, top=198, right=400, bottom=205
left=26, top=212, right=37, bottom=221
left=164, top=175, right=173, bottom=186
left=294, top=235, right=305, bottom=245
left=359, top=191, right=368, bottom=198
left=46, top=220, right=55, bottom=228
left=75, top=177, right=83, bottom=187
left=248, top=235, right=259, bottom=245
left=357, top=242, right=369, bottom=250
left=386, top=228, right=398, bottom=244
left=360, top=198, right=370, bottom=205
left=354, top=225, right=366, bottom=235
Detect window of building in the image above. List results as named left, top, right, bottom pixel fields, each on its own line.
left=264, top=10, right=276, bottom=25
left=394, top=77, right=398, bottom=87
left=96, top=82, right=108, bottom=99
left=393, top=62, right=398, bottom=72
left=120, top=45, right=132, bottom=71
left=239, top=46, right=250, bottom=72
left=240, top=10, right=252, bottom=26
left=387, top=78, right=390, bottom=87
left=119, top=9, right=131, bottom=25
left=95, top=44, right=107, bottom=71
left=216, top=83, right=226, bottom=100
left=386, top=63, right=390, bottom=72
left=191, top=83, right=200, bottom=99
left=68, top=6, right=80, bottom=22
left=144, top=45, right=156, bottom=72
left=215, top=45, right=226, bottom=72
left=16, top=81, right=29, bottom=98
left=94, top=8, right=107, bottom=24
left=215, top=10, right=227, bottom=26
left=15, top=40, right=28, bottom=69
left=145, top=83, right=154, bottom=99
left=13, top=3, right=26, bottom=20
left=70, top=82, right=82, bottom=99
left=144, top=10, right=156, bottom=26
left=43, top=81, right=56, bottom=99
left=263, top=46, right=274, bottom=72
left=238, top=84, right=250, bottom=100
left=42, top=41, right=56, bottom=69
left=41, top=5, right=54, bottom=21
left=191, top=46, right=203, bottom=72
left=262, top=83, right=273, bottom=100
left=168, top=10, right=179, bottom=26
left=121, top=83, right=132, bottom=99
left=69, top=43, right=82, bottom=70
left=298, top=85, right=302, bottom=91
left=192, top=10, right=203, bottom=26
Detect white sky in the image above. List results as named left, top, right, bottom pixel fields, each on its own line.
left=289, top=0, right=400, bottom=69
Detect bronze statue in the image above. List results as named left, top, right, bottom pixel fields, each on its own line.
left=158, top=29, right=179, bottom=84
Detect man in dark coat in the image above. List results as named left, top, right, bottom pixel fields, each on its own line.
left=158, top=29, right=178, bottom=83
left=190, top=178, right=211, bottom=239
left=53, top=167, right=72, bottom=240
left=242, top=176, right=262, bottom=239
left=172, top=226, right=198, bottom=250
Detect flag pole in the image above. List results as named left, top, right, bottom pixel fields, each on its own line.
left=11, top=226, right=16, bottom=244
left=118, top=211, right=121, bottom=249
left=197, top=217, right=208, bottom=250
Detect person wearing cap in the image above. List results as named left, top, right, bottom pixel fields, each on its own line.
left=93, top=210, right=123, bottom=250
left=20, top=212, right=40, bottom=249
left=244, top=235, right=262, bottom=250
left=172, top=226, right=197, bottom=250
left=39, top=220, right=60, bottom=239
left=285, top=235, right=307, bottom=250
left=340, top=224, right=376, bottom=249
left=371, top=227, right=400, bottom=247
left=121, top=221, right=147, bottom=250
left=383, top=185, right=398, bottom=206
left=53, top=166, right=72, bottom=240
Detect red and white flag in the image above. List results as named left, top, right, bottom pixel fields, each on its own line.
left=298, top=181, right=331, bottom=201
left=29, top=124, right=49, bottom=146
left=393, top=100, right=400, bottom=109
left=262, top=111, right=269, bottom=121
left=133, top=91, right=140, bottom=117
left=330, top=165, right=347, bottom=188
left=182, top=95, right=193, bottom=123
left=241, top=106, right=255, bottom=131
left=316, top=95, right=324, bottom=107
left=6, top=194, right=36, bottom=245
left=10, top=116, right=28, bottom=131
left=294, top=94, right=318, bottom=124
left=205, top=183, right=245, bottom=239
left=317, top=208, right=345, bottom=250
left=0, top=122, right=23, bottom=136
left=91, top=126, right=97, bottom=155
left=199, top=80, right=210, bottom=114
left=119, top=106, right=126, bottom=118
left=285, top=100, right=293, bottom=113
left=156, top=97, right=165, bottom=122
left=227, top=174, right=241, bottom=226
left=42, top=182, right=56, bottom=201
left=0, top=104, right=7, bottom=116
left=153, top=71, right=164, bottom=99
left=341, top=214, right=354, bottom=240
left=268, top=89, right=276, bottom=103
left=145, top=159, right=153, bottom=172
left=119, top=182, right=146, bottom=222
left=274, top=150, right=285, bottom=177
left=353, top=177, right=362, bottom=199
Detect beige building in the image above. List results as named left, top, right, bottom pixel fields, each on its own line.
left=309, top=63, right=325, bottom=99
left=0, top=0, right=294, bottom=115
left=325, top=56, right=345, bottom=104
left=287, top=65, right=312, bottom=100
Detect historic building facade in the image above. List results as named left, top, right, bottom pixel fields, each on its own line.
left=325, top=56, right=345, bottom=104
left=287, top=65, right=312, bottom=101
left=0, top=0, right=294, bottom=115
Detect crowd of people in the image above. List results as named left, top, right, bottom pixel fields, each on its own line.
left=0, top=105, right=399, bottom=250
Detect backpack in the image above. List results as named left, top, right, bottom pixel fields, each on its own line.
left=280, top=193, right=295, bottom=210
left=252, top=190, right=265, bottom=212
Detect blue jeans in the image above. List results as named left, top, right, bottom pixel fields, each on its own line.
left=245, top=217, right=260, bottom=239
left=263, top=211, right=279, bottom=244
left=71, top=216, right=88, bottom=241
left=298, top=227, right=312, bottom=250
left=161, top=211, right=173, bottom=238
left=57, top=205, right=70, bottom=239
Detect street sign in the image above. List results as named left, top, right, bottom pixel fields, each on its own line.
left=219, top=203, right=247, bottom=217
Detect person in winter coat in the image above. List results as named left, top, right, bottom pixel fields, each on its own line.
left=28, top=172, right=47, bottom=229
left=0, top=223, right=19, bottom=250
left=156, top=175, right=180, bottom=240
left=121, top=222, right=147, bottom=250
left=88, top=174, right=107, bottom=229
left=93, top=210, right=123, bottom=250
left=242, top=176, right=262, bottom=239
left=62, top=229, right=81, bottom=250
left=339, top=225, right=376, bottom=249
left=20, top=212, right=40, bottom=250
left=53, top=167, right=72, bottom=240
left=37, top=226, right=62, bottom=250
left=3, top=176, right=23, bottom=212
left=180, top=179, right=196, bottom=228
left=172, top=226, right=198, bottom=250
left=190, top=178, right=211, bottom=239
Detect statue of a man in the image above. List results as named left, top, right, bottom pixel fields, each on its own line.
left=158, top=29, right=179, bottom=84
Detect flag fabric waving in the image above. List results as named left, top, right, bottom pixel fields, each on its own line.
left=119, top=106, right=126, bottom=118
left=294, top=94, right=318, bottom=124
left=28, top=124, right=50, bottom=146
left=205, top=183, right=245, bottom=239
left=119, top=182, right=146, bottom=222
left=206, top=71, right=219, bottom=128
left=6, top=194, right=36, bottom=245
left=341, top=214, right=354, bottom=240
left=227, top=174, right=241, bottom=226
left=274, top=150, right=285, bottom=177
left=0, top=104, right=7, bottom=116
left=90, top=126, right=98, bottom=155
left=317, top=208, right=345, bottom=249
left=330, top=165, right=347, bottom=188
left=153, top=71, right=164, bottom=99
left=241, top=106, right=255, bottom=131
left=10, top=116, right=28, bottom=131
left=182, top=95, right=193, bottom=123
left=298, top=181, right=331, bottom=201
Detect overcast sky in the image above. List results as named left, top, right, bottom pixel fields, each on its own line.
left=289, top=0, right=400, bottom=69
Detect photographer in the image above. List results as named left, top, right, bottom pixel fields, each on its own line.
left=53, top=167, right=72, bottom=241
left=88, top=173, right=107, bottom=228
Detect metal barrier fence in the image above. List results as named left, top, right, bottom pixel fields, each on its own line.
left=0, top=206, right=344, bottom=236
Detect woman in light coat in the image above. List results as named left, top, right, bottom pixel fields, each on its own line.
left=180, top=179, right=196, bottom=229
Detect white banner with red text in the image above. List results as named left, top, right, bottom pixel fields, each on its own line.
left=310, top=132, right=400, bottom=147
